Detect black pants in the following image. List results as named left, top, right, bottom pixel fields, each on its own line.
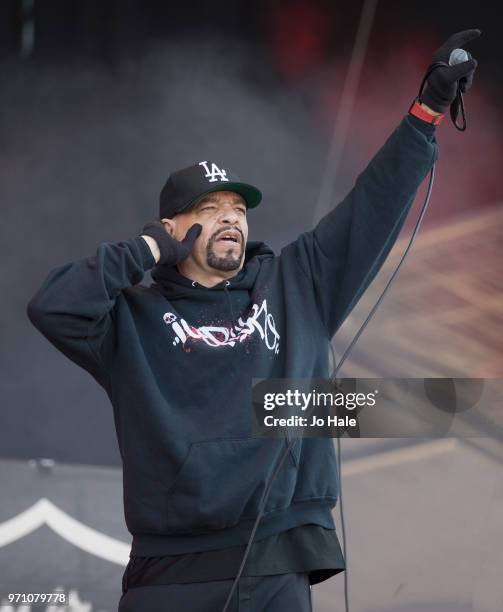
left=118, top=572, right=313, bottom=612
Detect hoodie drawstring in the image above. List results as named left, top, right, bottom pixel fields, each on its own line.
left=223, top=281, right=236, bottom=323
left=191, top=279, right=236, bottom=323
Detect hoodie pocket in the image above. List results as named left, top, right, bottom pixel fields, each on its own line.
left=164, top=436, right=301, bottom=534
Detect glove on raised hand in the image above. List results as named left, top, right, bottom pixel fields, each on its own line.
left=141, top=221, right=202, bottom=266
left=420, top=29, right=481, bottom=114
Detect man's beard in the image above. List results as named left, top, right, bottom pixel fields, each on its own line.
left=206, top=234, right=244, bottom=271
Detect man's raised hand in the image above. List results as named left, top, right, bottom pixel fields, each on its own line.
left=420, top=29, right=481, bottom=114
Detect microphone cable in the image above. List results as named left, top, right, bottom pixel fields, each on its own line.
left=220, top=161, right=435, bottom=612
left=220, top=59, right=468, bottom=612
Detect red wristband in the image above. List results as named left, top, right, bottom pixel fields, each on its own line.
left=408, top=98, right=445, bottom=125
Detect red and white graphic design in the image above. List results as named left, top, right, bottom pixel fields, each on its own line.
left=163, top=298, right=280, bottom=353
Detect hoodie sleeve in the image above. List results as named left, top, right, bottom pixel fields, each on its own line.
left=26, top=236, right=156, bottom=384
left=282, top=114, right=439, bottom=339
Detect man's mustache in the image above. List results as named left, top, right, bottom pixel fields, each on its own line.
left=208, top=228, right=244, bottom=245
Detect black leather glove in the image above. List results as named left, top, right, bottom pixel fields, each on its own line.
left=420, top=29, right=480, bottom=114
left=141, top=221, right=202, bottom=266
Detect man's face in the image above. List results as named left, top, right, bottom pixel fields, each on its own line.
left=164, top=190, right=249, bottom=275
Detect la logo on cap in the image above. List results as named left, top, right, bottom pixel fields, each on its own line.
left=198, top=161, right=229, bottom=183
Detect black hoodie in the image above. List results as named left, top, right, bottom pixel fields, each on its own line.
left=27, top=114, right=438, bottom=556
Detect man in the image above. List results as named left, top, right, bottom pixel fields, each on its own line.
left=27, top=30, right=479, bottom=612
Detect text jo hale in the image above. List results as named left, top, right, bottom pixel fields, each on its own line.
left=264, top=414, right=357, bottom=428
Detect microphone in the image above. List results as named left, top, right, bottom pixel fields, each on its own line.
left=447, top=48, right=469, bottom=130
left=449, top=48, right=468, bottom=66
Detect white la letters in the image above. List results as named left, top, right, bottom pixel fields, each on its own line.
left=198, top=161, right=229, bottom=183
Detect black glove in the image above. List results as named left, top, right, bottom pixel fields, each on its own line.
left=141, top=221, right=202, bottom=266
left=420, top=29, right=480, bottom=114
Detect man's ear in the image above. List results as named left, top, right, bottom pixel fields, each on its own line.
left=160, top=218, right=176, bottom=237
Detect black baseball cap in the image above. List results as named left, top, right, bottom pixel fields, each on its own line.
left=159, top=160, right=262, bottom=219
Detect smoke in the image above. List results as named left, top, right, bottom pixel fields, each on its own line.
left=3, top=28, right=502, bottom=464
left=1, top=36, right=330, bottom=465
left=313, top=29, right=503, bottom=230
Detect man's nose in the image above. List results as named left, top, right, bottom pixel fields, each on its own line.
left=218, top=207, right=240, bottom=224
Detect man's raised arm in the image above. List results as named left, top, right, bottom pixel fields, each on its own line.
left=282, top=29, right=480, bottom=339
left=283, top=114, right=438, bottom=339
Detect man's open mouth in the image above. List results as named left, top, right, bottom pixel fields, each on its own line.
left=215, top=230, right=241, bottom=244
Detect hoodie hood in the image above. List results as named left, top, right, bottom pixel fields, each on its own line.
left=150, top=240, right=274, bottom=296
left=149, top=240, right=275, bottom=324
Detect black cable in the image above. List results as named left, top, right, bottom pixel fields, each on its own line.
left=220, top=161, right=436, bottom=612
left=418, top=62, right=466, bottom=132
left=221, top=68, right=467, bottom=610
left=330, top=163, right=436, bottom=380
left=329, top=342, right=349, bottom=612
left=325, top=160, right=435, bottom=612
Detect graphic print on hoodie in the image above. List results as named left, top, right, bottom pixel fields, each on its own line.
left=26, top=115, right=438, bottom=556
left=159, top=277, right=280, bottom=354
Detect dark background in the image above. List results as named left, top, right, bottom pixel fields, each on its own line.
left=1, top=0, right=501, bottom=467
left=1, top=4, right=502, bottom=612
